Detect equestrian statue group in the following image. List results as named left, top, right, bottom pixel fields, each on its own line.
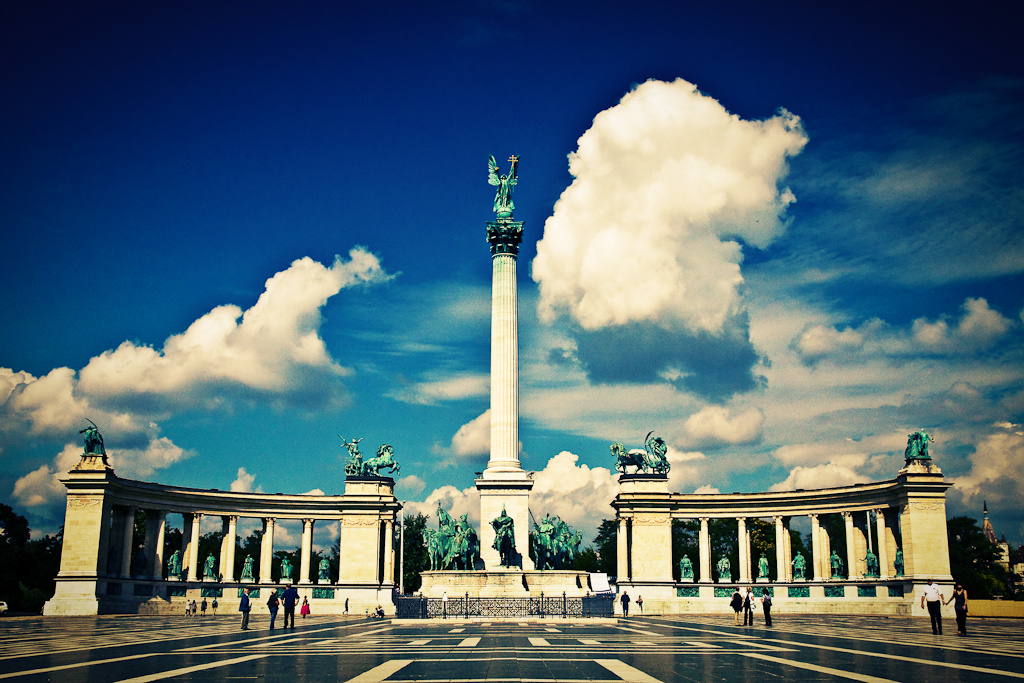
left=531, top=513, right=583, bottom=570
left=424, top=504, right=481, bottom=570
left=340, top=436, right=400, bottom=477
left=611, top=431, right=671, bottom=475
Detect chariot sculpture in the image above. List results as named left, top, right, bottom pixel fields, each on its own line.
left=611, top=431, right=670, bottom=475
left=340, top=436, right=400, bottom=477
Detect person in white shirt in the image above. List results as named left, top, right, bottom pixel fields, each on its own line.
left=920, top=580, right=944, bottom=634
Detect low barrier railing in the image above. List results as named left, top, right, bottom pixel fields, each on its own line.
left=396, top=593, right=615, bottom=619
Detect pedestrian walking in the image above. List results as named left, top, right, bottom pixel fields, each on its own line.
left=743, top=587, right=754, bottom=626
left=200, top=598, right=207, bottom=616
left=730, top=588, right=743, bottom=625
left=212, top=598, right=218, bottom=615
left=239, top=588, right=252, bottom=630
left=945, top=583, right=968, bottom=635
left=344, top=597, right=349, bottom=614
left=300, top=597, right=310, bottom=618
left=267, top=590, right=280, bottom=630
left=921, top=580, right=944, bottom=635
left=191, top=600, right=198, bottom=617
left=636, top=595, right=644, bottom=613
left=282, top=583, right=299, bottom=628
left=761, top=589, right=772, bottom=627
left=442, top=591, right=448, bottom=619
left=620, top=591, right=630, bottom=617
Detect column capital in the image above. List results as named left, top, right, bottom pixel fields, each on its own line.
left=809, top=512, right=819, bottom=520
left=736, top=516, right=747, bottom=523
left=699, top=517, right=709, bottom=523
left=303, top=518, right=315, bottom=528
left=841, top=510, right=853, bottom=519
left=264, top=517, right=276, bottom=527
left=486, top=218, right=525, bottom=257
left=223, top=514, right=238, bottom=523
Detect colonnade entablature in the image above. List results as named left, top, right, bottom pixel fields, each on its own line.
left=611, top=461, right=953, bottom=615
left=44, top=453, right=401, bottom=616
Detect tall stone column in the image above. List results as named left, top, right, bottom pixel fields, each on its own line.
left=698, top=518, right=711, bottom=583
left=737, top=518, right=749, bottom=583
left=119, top=506, right=136, bottom=578
left=260, top=518, right=275, bottom=583
left=144, top=509, right=166, bottom=580
left=783, top=518, right=793, bottom=581
left=875, top=509, right=890, bottom=580
left=299, top=519, right=315, bottom=584
left=476, top=197, right=534, bottom=570
left=383, top=520, right=394, bottom=586
left=187, top=513, right=201, bottom=581
left=221, top=516, right=237, bottom=582
left=810, top=514, right=822, bottom=581
left=774, top=516, right=786, bottom=582
left=843, top=512, right=856, bottom=579
left=616, top=518, right=629, bottom=580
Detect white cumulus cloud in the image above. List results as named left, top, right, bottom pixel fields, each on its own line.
left=533, top=77, right=807, bottom=334
left=769, top=463, right=869, bottom=491
left=450, top=410, right=491, bottom=457
left=230, top=467, right=263, bottom=493
left=681, top=405, right=765, bottom=448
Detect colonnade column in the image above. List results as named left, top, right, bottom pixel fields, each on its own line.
left=145, top=510, right=166, bottom=580
left=383, top=520, right=394, bottom=585
left=616, top=518, right=630, bottom=580
left=260, top=518, right=276, bottom=583
left=874, top=509, right=889, bottom=580
left=119, top=506, right=136, bottom=578
left=774, top=516, right=785, bottom=582
left=221, top=516, right=237, bottom=582
left=187, top=513, right=201, bottom=581
left=783, top=518, right=793, bottom=580
left=843, top=512, right=856, bottom=579
left=737, top=518, right=749, bottom=583
left=698, top=518, right=711, bottom=583
left=810, top=514, right=822, bottom=581
left=299, top=519, right=315, bottom=585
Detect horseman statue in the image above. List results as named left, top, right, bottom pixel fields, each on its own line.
left=423, top=504, right=480, bottom=571
left=904, top=429, right=934, bottom=461
left=611, top=431, right=670, bottom=475
left=340, top=436, right=400, bottom=477
left=531, top=513, right=583, bottom=570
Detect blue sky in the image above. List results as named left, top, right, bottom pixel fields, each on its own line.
left=2, top=0, right=1023, bottom=551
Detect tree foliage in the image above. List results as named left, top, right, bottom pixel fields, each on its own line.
left=401, top=513, right=428, bottom=593
left=0, top=504, right=63, bottom=613
left=947, top=515, right=1011, bottom=599
left=593, top=519, right=617, bottom=575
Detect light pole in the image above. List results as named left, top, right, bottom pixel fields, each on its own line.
left=399, top=501, right=406, bottom=595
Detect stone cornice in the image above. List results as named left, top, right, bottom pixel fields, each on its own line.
left=59, top=472, right=401, bottom=519
left=614, top=473, right=951, bottom=517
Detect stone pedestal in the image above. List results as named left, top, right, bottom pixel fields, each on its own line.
left=477, top=474, right=534, bottom=570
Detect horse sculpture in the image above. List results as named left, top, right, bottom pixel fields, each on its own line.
left=340, top=437, right=400, bottom=477
left=611, top=431, right=670, bottom=474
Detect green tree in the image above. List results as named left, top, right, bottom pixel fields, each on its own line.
left=401, top=513, right=428, bottom=593
left=947, top=515, right=1005, bottom=599
left=0, top=505, right=63, bottom=612
left=571, top=546, right=601, bottom=572
left=593, top=519, right=617, bottom=575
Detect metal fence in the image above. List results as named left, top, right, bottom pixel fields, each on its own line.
left=396, top=593, right=615, bottom=619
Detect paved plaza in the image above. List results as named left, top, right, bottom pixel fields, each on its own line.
left=1, top=613, right=1022, bottom=682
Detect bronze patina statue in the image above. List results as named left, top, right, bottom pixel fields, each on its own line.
left=488, top=155, right=519, bottom=218
left=679, top=555, right=694, bottom=580
left=491, top=507, right=516, bottom=567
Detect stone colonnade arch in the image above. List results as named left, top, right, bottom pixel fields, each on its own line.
left=44, top=452, right=400, bottom=616
left=612, top=460, right=953, bottom=616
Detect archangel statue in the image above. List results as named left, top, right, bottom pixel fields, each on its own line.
left=488, top=155, right=519, bottom=217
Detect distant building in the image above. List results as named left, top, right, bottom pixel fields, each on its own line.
left=982, top=501, right=1011, bottom=573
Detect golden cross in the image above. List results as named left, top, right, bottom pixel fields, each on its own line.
left=508, top=155, right=519, bottom=164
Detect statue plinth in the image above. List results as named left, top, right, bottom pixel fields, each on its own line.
left=477, top=474, right=534, bottom=570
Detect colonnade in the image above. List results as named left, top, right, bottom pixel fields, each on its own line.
left=612, top=460, right=953, bottom=613
left=44, top=453, right=401, bottom=615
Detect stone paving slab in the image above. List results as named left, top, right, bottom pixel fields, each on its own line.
left=0, top=613, right=1022, bottom=682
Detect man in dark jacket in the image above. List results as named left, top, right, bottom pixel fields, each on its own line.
left=239, top=588, right=252, bottom=630
left=730, top=589, right=743, bottom=625
left=282, top=584, right=300, bottom=628
left=620, top=591, right=630, bottom=617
